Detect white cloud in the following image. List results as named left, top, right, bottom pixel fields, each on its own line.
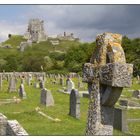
left=1, top=5, right=140, bottom=42
left=0, top=20, right=26, bottom=42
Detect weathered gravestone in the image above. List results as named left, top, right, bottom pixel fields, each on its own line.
left=40, top=88, right=54, bottom=106
left=119, top=99, right=140, bottom=108
left=69, top=89, right=80, bottom=119
left=8, top=76, right=17, bottom=93
left=0, top=113, right=7, bottom=135
left=19, top=84, right=27, bottom=99
left=0, top=74, right=2, bottom=91
left=67, top=78, right=75, bottom=93
left=83, top=32, right=133, bottom=135
left=0, top=113, right=28, bottom=136
left=132, top=90, right=140, bottom=99
left=60, top=77, right=64, bottom=86
left=113, top=108, right=128, bottom=132
left=39, top=80, right=45, bottom=89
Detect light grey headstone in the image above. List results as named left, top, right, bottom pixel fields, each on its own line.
left=67, top=79, right=75, bottom=93
left=8, top=76, right=17, bottom=93
left=69, top=89, right=80, bottom=119
left=40, top=88, right=54, bottom=106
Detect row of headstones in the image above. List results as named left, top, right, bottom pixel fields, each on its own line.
left=40, top=87, right=127, bottom=133
left=0, top=73, right=46, bottom=91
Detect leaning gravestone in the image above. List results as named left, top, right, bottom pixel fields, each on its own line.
left=8, top=76, right=17, bottom=93
left=40, top=88, right=54, bottom=106
left=69, top=89, right=80, bottom=119
left=19, top=84, right=27, bottom=99
left=83, top=32, right=133, bottom=135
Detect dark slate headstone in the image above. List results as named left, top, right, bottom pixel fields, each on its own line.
left=113, top=108, right=128, bottom=132
left=19, top=84, right=27, bottom=99
left=39, top=81, right=44, bottom=89
left=40, top=88, right=54, bottom=106
left=132, top=90, right=140, bottom=99
left=69, top=89, right=80, bottom=119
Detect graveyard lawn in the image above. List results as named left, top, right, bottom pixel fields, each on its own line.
left=0, top=77, right=140, bottom=136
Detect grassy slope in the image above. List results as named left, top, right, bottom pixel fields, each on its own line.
left=0, top=77, right=140, bottom=135
left=0, top=36, right=80, bottom=59
left=2, top=35, right=27, bottom=48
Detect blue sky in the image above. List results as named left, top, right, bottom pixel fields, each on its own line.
left=0, top=5, right=140, bottom=42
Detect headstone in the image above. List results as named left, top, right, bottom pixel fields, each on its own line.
left=119, top=99, right=140, bottom=108
left=60, top=77, right=64, bottom=86
left=113, top=108, right=128, bottom=132
left=8, top=76, right=17, bottom=93
left=132, top=90, right=140, bottom=99
left=40, top=88, right=54, bottom=106
left=0, top=74, right=2, bottom=91
left=34, top=82, right=39, bottom=88
left=39, top=80, right=45, bottom=89
left=0, top=113, right=7, bottom=135
left=19, top=84, right=27, bottom=99
left=69, top=89, right=80, bottom=119
left=67, top=78, right=75, bottom=93
left=6, top=120, right=28, bottom=136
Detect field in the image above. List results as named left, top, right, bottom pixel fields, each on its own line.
left=0, top=77, right=140, bottom=136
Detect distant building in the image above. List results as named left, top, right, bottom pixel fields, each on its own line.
left=57, top=32, right=79, bottom=41
left=24, top=18, right=47, bottom=43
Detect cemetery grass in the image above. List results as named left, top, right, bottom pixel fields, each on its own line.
left=0, top=78, right=140, bottom=135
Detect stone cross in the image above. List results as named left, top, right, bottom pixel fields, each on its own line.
left=40, top=88, right=54, bottom=106
left=83, top=32, right=133, bottom=135
left=69, top=89, right=80, bottom=119
left=19, top=84, right=27, bottom=99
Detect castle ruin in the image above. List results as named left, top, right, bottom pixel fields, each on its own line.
left=24, top=19, right=47, bottom=43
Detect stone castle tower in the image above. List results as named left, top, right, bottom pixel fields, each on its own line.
left=24, top=19, right=47, bottom=43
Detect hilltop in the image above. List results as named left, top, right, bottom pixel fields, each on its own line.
left=0, top=35, right=140, bottom=76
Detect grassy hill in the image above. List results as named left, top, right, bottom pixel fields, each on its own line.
left=2, top=35, right=27, bottom=48
left=0, top=35, right=82, bottom=73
